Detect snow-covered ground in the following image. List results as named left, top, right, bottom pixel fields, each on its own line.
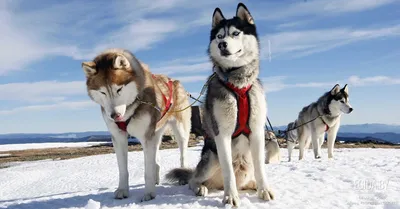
left=0, top=145, right=399, bottom=209
left=0, top=142, right=109, bottom=152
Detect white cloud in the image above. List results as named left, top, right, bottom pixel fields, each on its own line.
left=0, top=101, right=94, bottom=115
left=348, top=76, right=400, bottom=86
left=173, top=75, right=208, bottom=83
left=0, top=81, right=85, bottom=103
left=260, top=0, right=397, bottom=21
left=0, top=0, right=235, bottom=75
left=262, top=25, right=400, bottom=59
left=263, top=75, right=400, bottom=93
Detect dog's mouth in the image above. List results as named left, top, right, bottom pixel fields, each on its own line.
left=221, top=49, right=242, bottom=57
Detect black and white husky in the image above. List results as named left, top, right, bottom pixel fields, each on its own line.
left=287, top=84, right=354, bottom=161
left=166, top=3, right=274, bottom=207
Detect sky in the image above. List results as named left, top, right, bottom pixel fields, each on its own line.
left=0, top=0, right=399, bottom=134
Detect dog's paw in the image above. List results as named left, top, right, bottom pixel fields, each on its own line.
left=140, top=192, right=155, bottom=202
left=189, top=183, right=208, bottom=196
left=222, top=192, right=240, bottom=207
left=257, top=188, right=274, bottom=201
left=196, top=185, right=208, bottom=196
left=114, top=188, right=129, bottom=199
left=315, top=155, right=321, bottom=159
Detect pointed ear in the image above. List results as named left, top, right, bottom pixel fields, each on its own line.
left=342, top=84, right=349, bottom=94
left=236, top=3, right=254, bottom=24
left=82, top=61, right=97, bottom=77
left=330, top=84, right=341, bottom=95
left=114, top=55, right=130, bottom=69
left=212, top=8, right=225, bottom=28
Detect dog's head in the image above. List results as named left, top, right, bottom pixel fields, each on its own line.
left=328, top=84, right=353, bottom=115
left=208, top=3, right=259, bottom=69
left=81, top=49, right=144, bottom=122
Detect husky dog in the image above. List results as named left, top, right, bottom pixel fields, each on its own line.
left=166, top=3, right=274, bottom=207
left=265, top=131, right=281, bottom=164
left=81, top=48, right=191, bottom=201
left=291, top=84, right=353, bottom=161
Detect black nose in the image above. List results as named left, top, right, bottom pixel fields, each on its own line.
left=349, top=108, right=353, bottom=113
left=111, top=112, right=121, bottom=119
left=218, top=41, right=228, bottom=50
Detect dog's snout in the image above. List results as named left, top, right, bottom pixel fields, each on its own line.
left=111, top=112, right=121, bottom=120
left=349, top=108, right=353, bottom=113
left=218, top=41, right=228, bottom=50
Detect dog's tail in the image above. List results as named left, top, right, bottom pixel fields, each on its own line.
left=165, top=168, right=194, bottom=185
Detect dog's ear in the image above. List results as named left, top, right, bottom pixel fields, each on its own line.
left=330, top=84, right=341, bottom=95
left=342, top=84, right=349, bottom=94
left=82, top=61, right=97, bottom=78
left=212, top=8, right=225, bottom=28
left=114, top=54, right=130, bottom=70
left=236, top=3, right=254, bottom=24
left=138, top=60, right=150, bottom=72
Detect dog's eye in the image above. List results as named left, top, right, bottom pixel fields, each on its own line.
left=100, top=91, right=106, bottom=95
left=117, top=87, right=123, bottom=94
left=340, top=101, right=345, bottom=103
left=217, top=34, right=223, bottom=39
left=232, top=31, right=240, bottom=36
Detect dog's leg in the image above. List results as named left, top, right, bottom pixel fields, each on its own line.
left=153, top=126, right=167, bottom=185
left=189, top=149, right=218, bottom=196
left=141, top=138, right=158, bottom=202
left=318, top=133, right=325, bottom=149
left=111, top=132, right=129, bottom=199
left=250, top=130, right=275, bottom=201
left=298, top=131, right=308, bottom=160
left=171, top=120, right=189, bottom=168
left=287, top=141, right=295, bottom=162
left=311, top=129, right=321, bottom=159
left=214, top=133, right=240, bottom=206
left=327, top=124, right=340, bottom=159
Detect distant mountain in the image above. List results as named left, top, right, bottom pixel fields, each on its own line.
left=272, top=123, right=400, bottom=134
left=337, top=132, right=400, bottom=144
left=0, top=123, right=399, bottom=145
left=0, top=131, right=110, bottom=139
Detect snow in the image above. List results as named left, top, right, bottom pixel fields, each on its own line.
left=0, top=145, right=399, bottom=209
left=0, top=142, right=109, bottom=152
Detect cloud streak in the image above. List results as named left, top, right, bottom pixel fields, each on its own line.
left=263, top=75, right=400, bottom=93
left=0, top=101, right=95, bottom=115
left=262, top=24, right=400, bottom=59
left=0, top=80, right=85, bottom=103
left=259, top=0, right=397, bottom=21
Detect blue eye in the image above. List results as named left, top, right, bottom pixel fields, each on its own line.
left=217, top=34, right=223, bottom=39
left=232, top=31, right=240, bottom=36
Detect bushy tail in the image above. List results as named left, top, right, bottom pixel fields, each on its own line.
left=165, top=168, right=193, bottom=185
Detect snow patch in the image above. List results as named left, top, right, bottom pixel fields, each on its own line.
left=0, top=146, right=398, bottom=209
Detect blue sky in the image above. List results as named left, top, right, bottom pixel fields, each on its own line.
left=0, top=0, right=399, bottom=134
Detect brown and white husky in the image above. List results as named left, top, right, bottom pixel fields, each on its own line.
left=81, top=48, right=191, bottom=202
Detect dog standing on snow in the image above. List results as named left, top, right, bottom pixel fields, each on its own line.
left=81, top=48, right=191, bottom=201
left=288, top=84, right=353, bottom=161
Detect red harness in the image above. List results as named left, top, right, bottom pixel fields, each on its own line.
left=224, top=82, right=252, bottom=138
left=321, top=117, right=330, bottom=132
left=115, top=74, right=174, bottom=132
